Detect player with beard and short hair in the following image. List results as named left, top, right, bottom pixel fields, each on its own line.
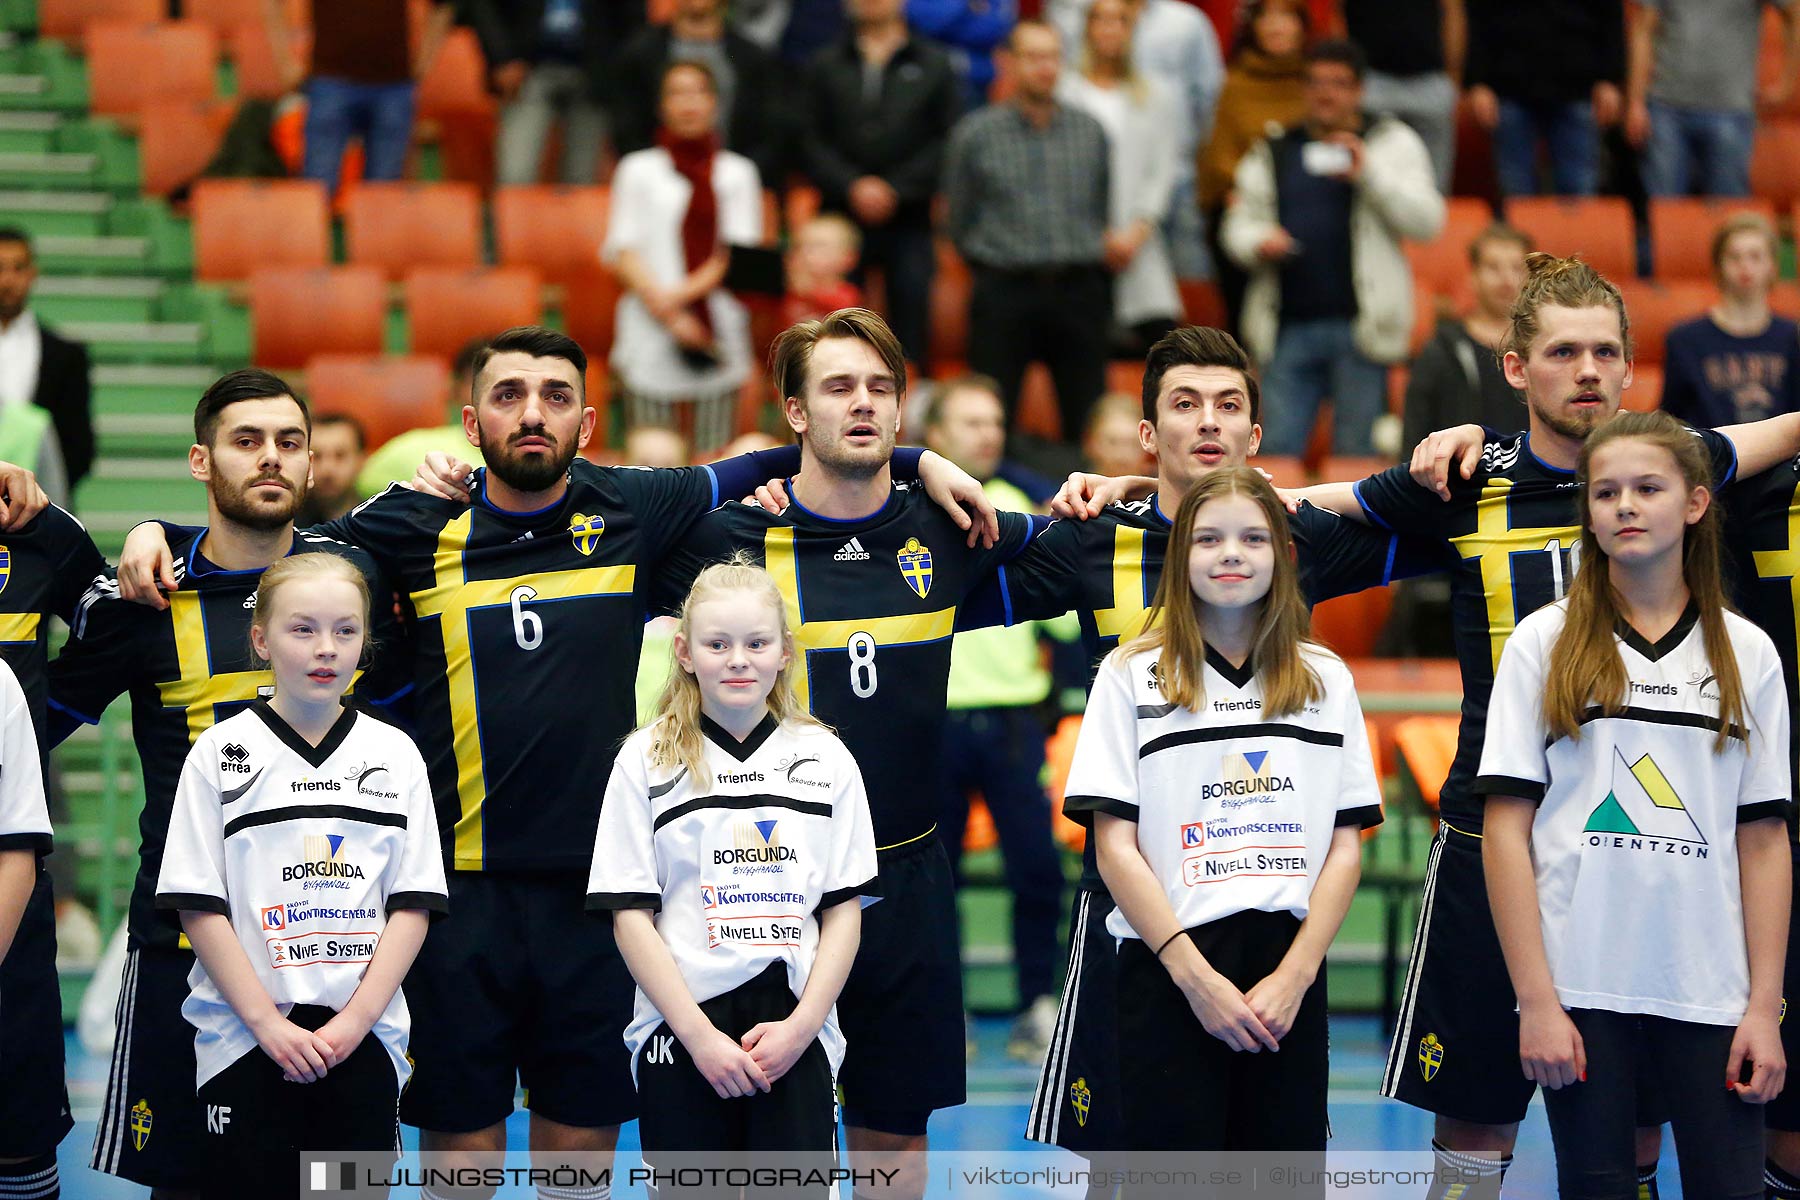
left=113, top=324, right=994, bottom=1200
left=1293, top=253, right=1800, bottom=1199
left=50, top=368, right=405, bottom=1196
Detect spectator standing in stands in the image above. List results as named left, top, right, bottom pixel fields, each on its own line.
left=1625, top=0, right=1799, bottom=198
left=267, top=0, right=454, bottom=193
left=357, top=337, right=489, bottom=496
left=1222, top=40, right=1444, bottom=458
left=296, top=414, right=367, bottom=525
left=463, top=0, right=646, bottom=186
left=1200, top=0, right=1309, bottom=336
left=0, top=228, right=88, bottom=500
left=605, top=61, right=763, bottom=456
left=1050, top=0, right=1223, bottom=282
left=1059, top=0, right=1183, bottom=356
left=909, top=0, right=1018, bottom=110
left=924, top=375, right=1069, bottom=1064
left=781, top=214, right=865, bottom=328
left=1663, top=212, right=1800, bottom=427
left=1463, top=0, right=1625, bottom=197
left=800, top=0, right=962, bottom=367
left=780, top=0, right=850, bottom=66
left=612, top=0, right=787, bottom=185
left=732, top=0, right=793, bottom=51
left=1400, top=223, right=1530, bottom=452
left=1082, top=391, right=1154, bottom=477
left=1343, top=0, right=1462, bottom=194
left=945, top=19, right=1111, bottom=440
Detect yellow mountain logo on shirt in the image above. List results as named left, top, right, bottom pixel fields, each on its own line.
left=1584, top=749, right=1707, bottom=846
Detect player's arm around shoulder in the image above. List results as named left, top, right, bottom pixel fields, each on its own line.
left=0, top=670, right=45, bottom=960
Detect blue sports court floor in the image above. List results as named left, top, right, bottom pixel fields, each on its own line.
left=51, top=1015, right=1688, bottom=1198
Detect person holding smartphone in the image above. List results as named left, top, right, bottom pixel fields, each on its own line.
left=1220, top=37, right=1444, bottom=460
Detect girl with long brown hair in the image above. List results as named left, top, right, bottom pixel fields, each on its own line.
left=1062, top=467, right=1379, bottom=1151
left=588, top=554, right=878, bottom=1164
left=1479, top=411, right=1792, bottom=1198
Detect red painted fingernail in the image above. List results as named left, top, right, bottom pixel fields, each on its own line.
left=1579, top=1071, right=1586, bottom=1083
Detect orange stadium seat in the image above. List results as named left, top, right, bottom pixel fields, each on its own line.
left=1648, top=199, right=1776, bottom=281
left=415, top=27, right=493, bottom=118
left=137, top=100, right=234, bottom=197
left=1251, top=455, right=1308, bottom=488
left=1622, top=363, right=1663, bottom=412
left=405, top=267, right=543, bottom=360
left=345, top=182, right=483, bottom=277
left=184, top=0, right=305, bottom=35
left=193, top=179, right=329, bottom=281
left=250, top=267, right=386, bottom=369
left=87, top=21, right=219, bottom=117
left=1320, top=455, right=1393, bottom=487
left=36, top=0, right=160, bottom=41
left=1311, top=585, right=1396, bottom=659
left=1393, top=714, right=1458, bottom=814
left=1752, top=121, right=1800, bottom=208
left=493, top=186, right=610, bottom=282
left=1774, top=282, right=1800, bottom=318
left=559, top=269, right=624, bottom=362
left=228, top=24, right=313, bottom=101
left=1406, top=195, right=1494, bottom=309
left=1617, top=280, right=1713, bottom=366
left=306, top=355, right=450, bottom=451
left=1506, top=197, right=1636, bottom=280
left=1760, top=5, right=1800, bottom=118
left=929, top=239, right=971, bottom=373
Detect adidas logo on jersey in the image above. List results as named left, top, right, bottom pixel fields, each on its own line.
left=834, top=537, right=871, bottom=562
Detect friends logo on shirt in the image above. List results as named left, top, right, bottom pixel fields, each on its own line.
left=1584, top=749, right=1710, bottom=860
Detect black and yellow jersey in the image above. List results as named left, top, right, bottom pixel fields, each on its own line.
left=653, top=483, right=1040, bottom=851
left=957, top=493, right=1436, bottom=888
left=964, top=495, right=1432, bottom=678
left=317, top=463, right=739, bottom=874
left=0, top=503, right=104, bottom=763
left=46, top=529, right=399, bottom=950
left=1353, top=428, right=1738, bottom=828
left=1723, top=455, right=1800, bottom=811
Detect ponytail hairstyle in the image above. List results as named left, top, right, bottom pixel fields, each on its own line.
left=1120, top=467, right=1321, bottom=716
left=249, top=552, right=373, bottom=664
left=647, top=552, right=825, bottom=790
left=1543, top=411, right=1746, bottom=750
left=1501, top=251, right=1634, bottom=367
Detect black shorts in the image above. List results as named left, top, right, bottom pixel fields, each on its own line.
left=1025, top=887, right=1120, bottom=1155
left=1117, top=909, right=1329, bottom=1152
left=400, top=870, right=638, bottom=1133
left=837, top=832, right=966, bottom=1132
left=90, top=943, right=206, bottom=1188
left=0, top=868, right=71, bottom=1157
left=1381, top=824, right=1538, bottom=1126
left=637, top=962, right=837, bottom=1163
left=196, top=1004, right=400, bottom=1200
left=1766, top=844, right=1800, bottom=1132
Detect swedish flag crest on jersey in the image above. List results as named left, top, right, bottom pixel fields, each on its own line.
left=0, top=545, right=13, bottom=596
left=569, top=512, right=605, bottom=556
left=1419, top=1033, right=1444, bottom=1081
left=897, top=537, right=933, bottom=598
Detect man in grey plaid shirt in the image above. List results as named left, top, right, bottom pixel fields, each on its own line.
left=943, top=18, right=1111, bottom=443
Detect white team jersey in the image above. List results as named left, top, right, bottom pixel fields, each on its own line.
left=1476, top=600, right=1791, bottom=1026
left=1066, top=643, right=1383, bottom=941
left=155, top=703, right=447, bottom=1088
left=587, top=714, right=880, bottom=1080
left=0, top=659, right=48, bottom=855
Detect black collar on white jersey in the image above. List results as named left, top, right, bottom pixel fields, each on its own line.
left=1204, top=644, right=1257, bottom=690
left=1614, top=602, right=1700, bottom=663
left=251, top=700, right=359, bottom=768
left=701, top=712, right=779, bottom=761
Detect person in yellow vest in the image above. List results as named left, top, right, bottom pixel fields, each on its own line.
left=926, top=375, right=1077, bottom=1062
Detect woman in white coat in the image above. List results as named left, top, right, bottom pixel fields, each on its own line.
left=604, top=60, right=763, bottom=455
left=1057, top=0, right=1183, bottom=356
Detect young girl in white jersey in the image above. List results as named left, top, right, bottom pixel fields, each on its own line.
left=1064, top=467, right=1380, bottom=1152
left=588, top=555, right=878, bottom=1174
left=156, top=553, right=446, bottom=1200
left=1479, top=410, right=1791, bottom=1199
